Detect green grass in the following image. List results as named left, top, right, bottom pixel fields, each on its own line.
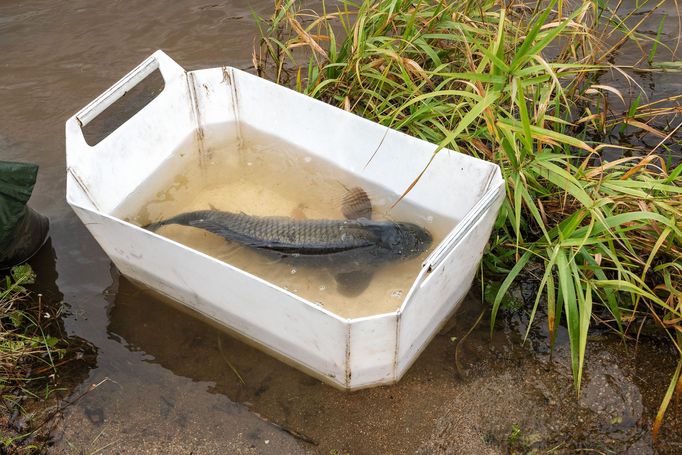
left=256, top=0, right=682, bottom=436
left=0, top=265, right=95, bottom=453
left=0, top=265, right=62, bottom=393
left=0, top=265, right=64, bottom=453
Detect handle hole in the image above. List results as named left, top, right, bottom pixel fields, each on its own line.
left=82, top=69, right=165, bottom=146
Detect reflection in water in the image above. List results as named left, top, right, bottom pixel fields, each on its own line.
left=108, top=277, right=253, bottom=388
left=27, top=240, right=99, bottom=378
left=29, top=240, right=99, bottom=371
left=54, top=269, right=304, bottom=454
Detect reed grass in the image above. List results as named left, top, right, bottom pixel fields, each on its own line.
left=257, top=0, right=682, bottom=435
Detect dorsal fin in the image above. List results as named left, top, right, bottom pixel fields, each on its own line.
left=341, top=187, right=372, bottom=220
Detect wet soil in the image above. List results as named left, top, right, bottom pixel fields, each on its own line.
left=1, top=0, right=681, bottom=453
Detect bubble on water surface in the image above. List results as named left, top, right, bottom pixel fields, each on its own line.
left=391, top=289, right=403, bottom=298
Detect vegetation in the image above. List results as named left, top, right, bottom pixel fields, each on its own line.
left=0, top=265, right=91, bottom=454
left=256, top=0, right=682, bottom=435
left=1, top=266, right=59, bottom=390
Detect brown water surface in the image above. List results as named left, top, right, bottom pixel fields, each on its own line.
left=1, top=0, right=681, bottom=453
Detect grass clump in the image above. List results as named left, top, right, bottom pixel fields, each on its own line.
left=1, top=266, right=61, bottom=393
left=256, top=0, right=682, bottom=435
left=1, top=265, right=93, bottom=453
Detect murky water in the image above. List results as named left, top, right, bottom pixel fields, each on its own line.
left=1, top=0, right=681, bottom=453
left=119, top=125, right=449, bottom=318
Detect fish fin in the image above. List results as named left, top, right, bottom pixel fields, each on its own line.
left=334, top=269, right=374, bottom=297
left=341, top=187, right=372, bottom=220
left=208, top=203, right=218, bottom=210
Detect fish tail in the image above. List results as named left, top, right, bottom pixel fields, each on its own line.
left=143, top=211, right=211, bottom=232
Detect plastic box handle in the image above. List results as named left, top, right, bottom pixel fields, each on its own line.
left=75, top=50, right=185, bottom=128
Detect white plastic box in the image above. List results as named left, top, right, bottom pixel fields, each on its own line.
left=66, top=51, right=505, bottom=390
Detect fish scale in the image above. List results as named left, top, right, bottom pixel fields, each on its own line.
left=229, top=213, right=371, bottom=249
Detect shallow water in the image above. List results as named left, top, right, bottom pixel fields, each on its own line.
left=1, top=0, right=681, bottom=453
left=119, top=125, right=450, bottom=318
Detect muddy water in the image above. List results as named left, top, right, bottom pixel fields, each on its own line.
left=121, top=125, right=449, bottom=318
left=1, top=0, right=681, bottom=454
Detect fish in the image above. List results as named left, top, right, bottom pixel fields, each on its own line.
left=144, top=188, right=432, bottom=295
